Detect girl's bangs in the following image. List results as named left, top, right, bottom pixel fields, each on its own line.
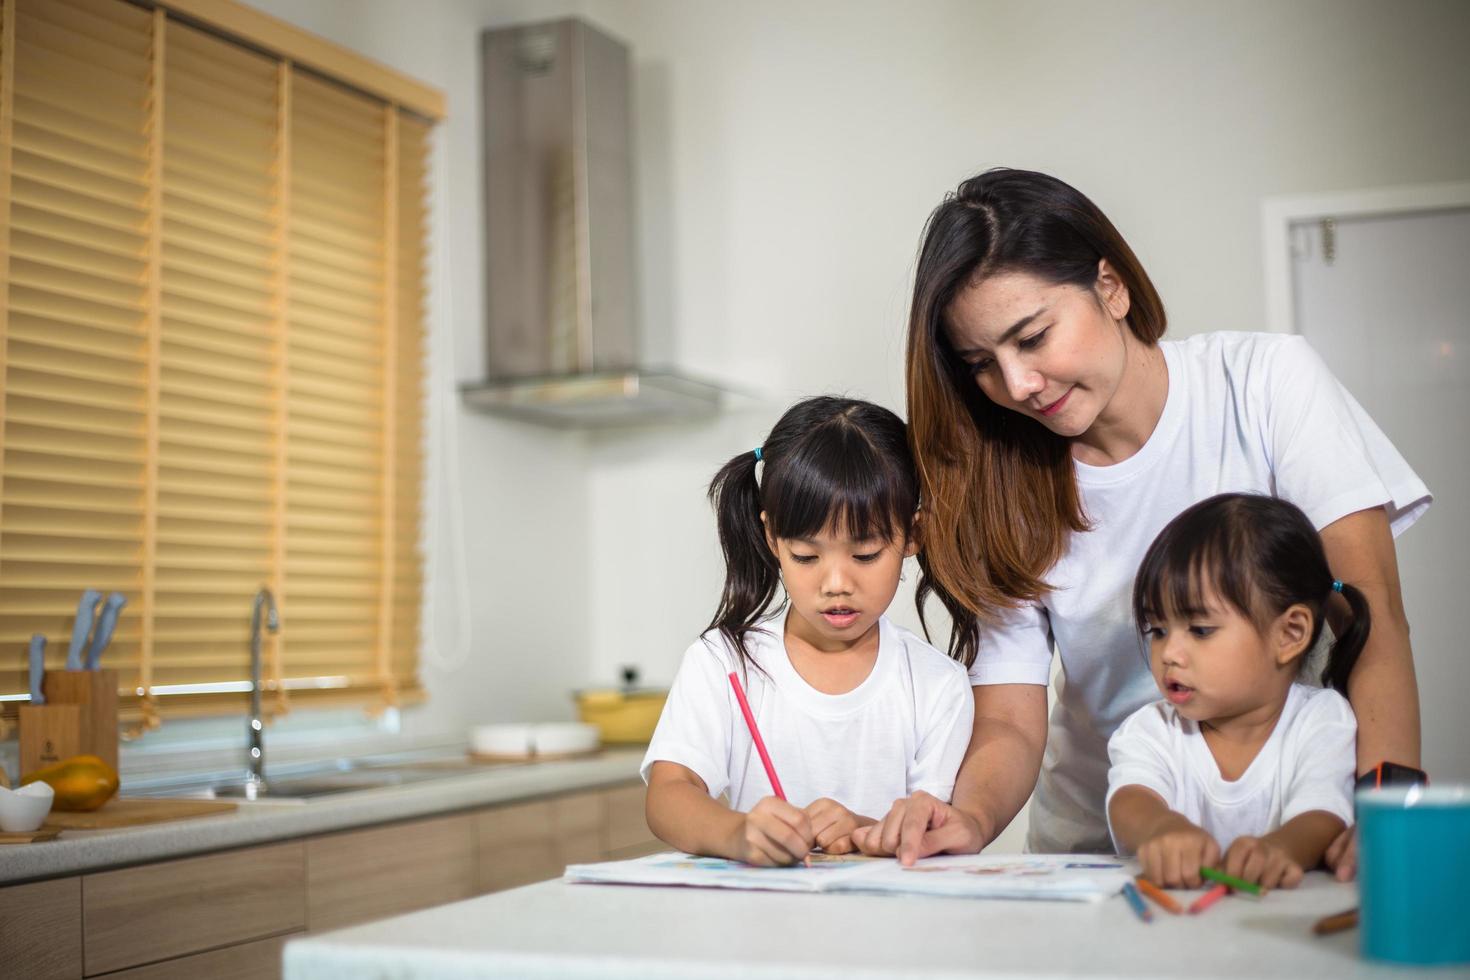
left=765, top=436, right=910, bottom=544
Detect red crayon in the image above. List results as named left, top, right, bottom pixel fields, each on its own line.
left=1189, top=883, right=1230, bottom=914
left=728, top=671, right=787, bottom=799
left=728, top=671, right=811, bottom=867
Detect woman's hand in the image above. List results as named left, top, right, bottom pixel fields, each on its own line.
left=1223, top=835, right=1303, bottom=890
left=850, top=791, right=986, bottom=865
left=804, top=798, right=873, bottom=855
left=730, top=796, right=815, bottom=866
left=1324, top=825, right=1357, bottom=880
left=1136, top=812, right=1221, bottom=888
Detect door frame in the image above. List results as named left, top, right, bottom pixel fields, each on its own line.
left=1261, top=180, right=1470, bottom=334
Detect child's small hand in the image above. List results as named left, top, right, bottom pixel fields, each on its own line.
left=804, top=798, right=874, bottom=855
left=733, top=796, right=815, bottom=866
left=1223, top=835, right=1303, bottom=891
left=1136, top=813, right=1221, bottom=888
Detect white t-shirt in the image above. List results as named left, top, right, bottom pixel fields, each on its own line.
left=642, top=613, right=974, bottom=818
left=1105, top=683, right=1358, bottom=855
left=968, top=332, right=1430, bottom=853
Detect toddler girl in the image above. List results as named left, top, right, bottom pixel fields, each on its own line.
left=1107, top=493, right=1365, bottom=889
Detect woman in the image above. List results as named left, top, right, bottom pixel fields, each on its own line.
left=853, top=169, right=1429, bottom=876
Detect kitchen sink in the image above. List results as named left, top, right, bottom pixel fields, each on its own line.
left=130, top=755, right=492, bottom=802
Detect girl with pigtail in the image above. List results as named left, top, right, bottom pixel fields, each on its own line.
left=642, top=396, right=973, bottom=866
left=1107, top=493, right=1370, bottom=890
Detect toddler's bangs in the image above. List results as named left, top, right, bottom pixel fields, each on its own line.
left=1132, top=511, right=1256, bottom=630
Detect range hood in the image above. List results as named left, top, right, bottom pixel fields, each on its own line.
left=463, top=18, right=725, bottom=427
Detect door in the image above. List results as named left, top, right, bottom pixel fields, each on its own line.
left=1291, top=203, right=1470, bottom=780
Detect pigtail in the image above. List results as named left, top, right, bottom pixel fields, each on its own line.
left=916, top=553, right=980, bottom=668
left=1321, top=581, right=1372, bottom=696
left=705, top=451, right=781, bottom=674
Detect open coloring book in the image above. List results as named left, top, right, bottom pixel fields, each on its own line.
left=565, top=852, right=1134, bottom=903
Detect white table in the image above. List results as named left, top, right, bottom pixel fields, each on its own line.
left=283, top=863, right=1451, bottom=979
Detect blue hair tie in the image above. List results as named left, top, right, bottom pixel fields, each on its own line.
left=1331, top=580, right=1343, bottom=593
left=753, top=447, right=763, bottom=461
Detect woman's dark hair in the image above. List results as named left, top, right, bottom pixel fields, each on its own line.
left=906, top=168, right=1167, bottom=666
left=1131, top=493, right=1370, bottom=695
left=707, top=396, right=920, bottom=673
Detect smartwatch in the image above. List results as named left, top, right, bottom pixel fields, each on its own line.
left=1355, top=761, right=1429, bottom=792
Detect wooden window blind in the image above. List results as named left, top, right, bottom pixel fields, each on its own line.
left=0, top=0, right=437, bottom=728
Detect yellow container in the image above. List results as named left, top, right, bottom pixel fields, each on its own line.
left=573, top=688, right=667, bottom=745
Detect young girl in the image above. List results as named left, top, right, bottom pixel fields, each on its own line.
left=1107, top=493, right=1366, bottom=890
left=643, top=396, right=974, bottom=866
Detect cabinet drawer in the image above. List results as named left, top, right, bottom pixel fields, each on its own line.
left=306, top=812, right=475, bottom=932
left=0, top=877, right=82, bottom=979
left=83, top=842, right=305, bottom=975
left=604, top=782, right=656, bottom=852
left=102, top=933, right=296, bottom=980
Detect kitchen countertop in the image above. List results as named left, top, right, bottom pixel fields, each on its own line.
left=281, top=871, right=1418, bottom=980
left=0, top=749, right=645, bottom=886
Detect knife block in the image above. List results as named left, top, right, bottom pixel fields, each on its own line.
left=18, top=669, right=120, bottom=778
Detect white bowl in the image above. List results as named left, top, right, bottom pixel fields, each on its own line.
left=0, top=781, right=55, bottom=832
left=470, top=723, right=534, bottom=757
left=531, top=722, right=600, bottom=755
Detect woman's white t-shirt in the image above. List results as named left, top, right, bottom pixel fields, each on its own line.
left=642, top=613, right=974, bottom=818
left=1105, top=683, right=1358, bottom=855
left=968, top=332, right=1430, bottom=853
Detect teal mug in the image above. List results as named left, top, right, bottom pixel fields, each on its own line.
left=1357, top=785, right=1470, bottom=965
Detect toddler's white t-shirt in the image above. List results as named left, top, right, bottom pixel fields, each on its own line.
left=641, top=613, right=974, bottom=818
left=1105, top=683, right=1357, bottom=854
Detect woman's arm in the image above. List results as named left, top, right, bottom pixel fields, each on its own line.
left=645, top=761, right=814, bottom=865
left=1318, top=506, right=1420, bottom=879
left=1319, top=507, right=1420, bottom=771
left=855, top=683, right=1047, bottom=864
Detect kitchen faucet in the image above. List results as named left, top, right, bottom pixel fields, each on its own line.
left=247, top=587, right=279, bottom=797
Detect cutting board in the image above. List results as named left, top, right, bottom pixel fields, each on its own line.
left=44, top=798, right=238, bottom=829
left=0, top=827, right=61, bottom=844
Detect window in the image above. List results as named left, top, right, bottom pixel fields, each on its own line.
left=0, top=0, right=439, bottom=729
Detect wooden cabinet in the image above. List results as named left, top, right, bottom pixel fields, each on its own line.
left=0, top=877, right=82, bottom=980
left=83, top=842, right=305, bottom=975
left=101, top=934, right=297, bottom=980
left=0, top=779, right=658, bottom=979
left=473, top=790, right=615, bottom=893
left=604, top=781, right=663, bottom=859
left=306, top=812, right=475, bottom=932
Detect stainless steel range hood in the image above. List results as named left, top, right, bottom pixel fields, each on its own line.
left=462, top=18, right=724, bottom=427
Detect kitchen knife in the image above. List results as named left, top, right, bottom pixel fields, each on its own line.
left=84, top=592, right=127, bottom=670
left=65, top=589, right=102, bottom=671
left=28, top=634, right=46, bottom=705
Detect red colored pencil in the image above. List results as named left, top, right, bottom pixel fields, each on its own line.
left=1188, top=882, right=1230, bottom=914
left=728, top=671, right=787, bottom=799
left=728, top=671, right=810, bottom=867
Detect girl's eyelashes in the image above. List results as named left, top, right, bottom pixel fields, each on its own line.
left=790, top=553, right=818, bottom=564
left=853, top=552, right=881, bottom=563
left=1187, top=625, right=1217, bottom=638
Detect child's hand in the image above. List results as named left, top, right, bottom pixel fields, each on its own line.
left=1222, top=835, right=1303, bottom=890
left=731, top=796, right=815, bottom=866
left=804, top=798, right=874, bottom=855
left=1136, top=813, right=1221, bottom=888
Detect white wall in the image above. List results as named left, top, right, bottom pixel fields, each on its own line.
left=240, top=3, right=1470, bottom=779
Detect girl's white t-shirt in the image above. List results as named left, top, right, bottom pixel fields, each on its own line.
left=1105, top=683, right=1358, bottom=854
left=642, top=613, right=974, bottom=819
left=969, top=332, right=1430, bottom=853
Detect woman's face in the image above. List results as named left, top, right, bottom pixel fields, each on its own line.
left=944, top=261, right=1132, bottom=439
